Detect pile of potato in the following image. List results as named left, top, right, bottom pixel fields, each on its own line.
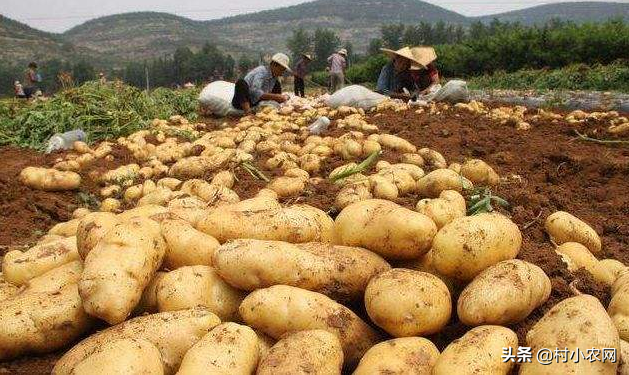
left=7, top=99, right=628, bottom=374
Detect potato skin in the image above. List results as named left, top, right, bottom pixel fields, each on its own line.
left=53, top=308, right=221, bottom=375
left=432, top=213, right=522, bottom=281
left=416, top=190, right=466, bottom=229
left=19, top=167, right=81, bottom=191
left=433, top=326, right=518, bottom=375
left=178, top=323, right=259, bottom=375
left=160, top=219, right=219, bottom=269
left=417, top=169, right=472, bottom=198
left=545, top=211, right=601, bottom=254
left=353, top=337, right=439, bottom=375
left=76, top=212, right=119, bottom=259
left=0, top=273, right=19, bottom=302
left=333, top=199, right=437, bottom=260
left=71, top=338, right=165, bottom=375
left=156, top=266, right=244, bottom=322
left=521, top=295, right=619, bottom=374
left=214, top=239, right=390, bottom=301
left=239, top=285, right=380, bottom=367
left=460, top=159, right=500, bottom=186
left=79, top=217, right=167, bottom=324
left=257, top=330, right=343, bottom=375
left=555, top=242, right=614, bottom=286
left=457, top=260, right=551, bottom=326
left=609, top=272, right=629, bottom=341
left=365, top=269, right=451, bottom=337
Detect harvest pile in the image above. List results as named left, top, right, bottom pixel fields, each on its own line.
left=1, top=94, right=628, bottom=374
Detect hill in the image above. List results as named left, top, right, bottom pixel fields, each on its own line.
left=476, top=2, right=629, bottom=25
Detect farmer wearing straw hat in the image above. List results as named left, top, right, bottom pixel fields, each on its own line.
left=232, top=53, right=291, bottom=114
left=376, top=47, right=419, bottom=100
left=292, top=53, right=312, bottom=97
left=410, top=46, right=440, bottom=96
left=327, top=48, right=347, bottom=93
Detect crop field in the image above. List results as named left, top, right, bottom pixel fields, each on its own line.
left=0, top=85, right=628, bottom=374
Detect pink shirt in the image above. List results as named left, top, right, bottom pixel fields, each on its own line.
left=327, top=53, right=346, bottom=74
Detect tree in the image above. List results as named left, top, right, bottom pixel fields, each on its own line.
left=418, top=22, right=434, bottom=44
left=237, top=56, right=254, bottom=76
left=381, top=24, right=405, bottom=49
left=173, top=47, right=194, bottom=83
left=313, top=28, right=340, bottom=71
left=72, top=60, right=96, bottom=85
left=368, top=38, right=383, bottom=56
left=287, top=28, right=312, bottom=60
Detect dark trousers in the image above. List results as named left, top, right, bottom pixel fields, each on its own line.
left=232, top=79, right=282, bottom=110
left=294, top=77, right=305, bottom=97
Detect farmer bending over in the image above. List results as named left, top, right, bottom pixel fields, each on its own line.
left=375, top=47, right=418, bottom=101
left=410, top=46, right=440, bottom=96
left=232, top=53, right=291, bottom=114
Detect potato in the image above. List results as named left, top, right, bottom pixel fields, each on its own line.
left=240, top=285, right=380, bottom=366
left=255, top=330, right=275, bottom=359
left=416, top=190, right=466, bottom=229
left=180, top=180, right=239, bottom=206
left=24, top=260, right=83, bottom=294
left=73, top=141, right=91, bottom=154
left=79, top=217, right=167, bottom=324
left=169, top=152, right=234, bottom=179
left=600, top=259, right=628, bottom=283
left=610, top=272, right=629, bottom=341
left=377, top=134, right=416, bottom=153
left=460, top=159, right=500, bottom=186
left=210, top=171, right=235, bottom=188
left=53, top=309, right=221, bottom=375
left=432, top=213, right=522, bottom=281
left=76, top=212, right=119, bottom=259
left=400, top=153, right=425, bottom=167
left=178, top=323, right=259, bottom=375
left=156, top=266, right=244, bottom=322
left=369, top=174, right=399, bottom=200
left=167, top=197, right=208, bottom=226
left=335, top=183, right=372, bottom=209
left=2, top=236, right=79, bottom=285
left=545, top=211, right=602, bottom=254
left=417, top=168, right=472, bottom=198
left=353, top=337, right=439, bottom=375
left=72, top=207, right=90, bottom=219
left=418, top=148, right=447, bottom=169
left=20, top=167, right=81, bottom=191
left=621, top=339, right=629, bottom=375
left=161, top=219, right=219, bottom=269
left=37, top=234, right=66, bottom=245
left=267, top=176, right=306, bottom=198
left=0, top=273, right=19, bottom=302
left=521, top=295, right=619, bottom=374
left=457, top=260, right=551, bottom=326
left=257, top=330, right=343, bottom=375
left=135, top=272, right=167, bottom=314
left=197, top=198, right=333, bottom=244
left=433, top=326, right=518, bottom=375
left=137, top=188, right=175, bottom=207
left=157, top=177, right=182, bottom=190
left=214, top=239, right=390, bottom=301
left=116, top=204, right=168, bottom=221
left=365, top=269, right=451, bottom=337
left=299, top=154, right=322, bottom=174
left=362, top=140, right=382, bottom=156
left=48, top=218, right=81, bottom=237
left=0, top=284, right=93, bottom=361
left=333, top=199, right=437, bottom=260
left=71, top=338, right=165, bottom=375
left=556, top=242, right=614, bottom=286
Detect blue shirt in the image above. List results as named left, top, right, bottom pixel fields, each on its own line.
left=376, top=62, right=415, bottom=95
left=244, top=66, right=278, bottom=104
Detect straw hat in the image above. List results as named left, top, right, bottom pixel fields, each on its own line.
left=271, top=53, right=292, bottom=72
left=380, top=46, right=417, bottom=63
left=410, top=46, right=438, bottom=71
left=338, top=49, right=348, bottom=56
left=302, top=53, right=313, bottom=60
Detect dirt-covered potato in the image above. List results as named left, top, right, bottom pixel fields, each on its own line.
left=156, top=266, right=244, bottom=322
left=600, top=259, right=628, bottom=283
left=19, top=167, right=81, bottom=191
left=545, top=211, right=602, bottom=254
left=116, top=204, right=168, bottom=221
left=70, top=338, right=165, bottom=375
left=161, top=219, right=219, bottom=269
left=2, top=236, right=79, bottom=285
left=240, top=285, right=380, bottom=367
left=24, top=260, right=83, bottom=294
left=53, top=309, right=221, bottom=375
left=333, top=199, right=437, bottom=260
left=76, top=212, right=119, bottom=259
left=432, top=213, right=522, bottom=281
left=48, top=218, right=81, bottom=237
left=433, top=326, right=518, bottom=375
left=335, top=182, right=373, bottom=209
left=79, top=216, right=167, bottom=324
left=365, top=269, right=451, bottom=337
left=417, top=168, right=472, bottom=198
left=0, top=273, right=19, bottom=302
left=376, top=134, right=417, bottom=153
left=621, top=339, right=629, bottom=375
left=135, top=272, right=167, bottom=314
left=369, top=175, right=399, bottom=200
left=418, top=148, right=447, bottom=169
left=257, top=330, right=343, bottom=375
left=214, top=239, right=390, bottom=301
left=609, top=272, right=629, bottom=341
left=267, top=176, right=306, bottom=197
left=178, top=323, right=259, bottom=375
left=416, top=190, right=466, bottom=229
left=460, top=159, right=500, bottom=186
left=556, top=242, right=614, bottom=286
left=353, top=337, right=440, bottom=375
left=521, top=295, right=619, bottom=374
left=457, top=260, right=551, bottom=326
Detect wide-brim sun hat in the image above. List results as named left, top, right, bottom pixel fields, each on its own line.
left=410, top=46, right=438, bottom=71
left=338, top=49, right=348, bottom=56
left=380, top=46, right=422, bottom=68
left=271, top=53, right=292, bottom=72
left=302, top=53, right=313, bottom=60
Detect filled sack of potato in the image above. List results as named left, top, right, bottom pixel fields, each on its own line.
left=19, top=166, right=81, bottom=191
left=70, top=338, right=165, bottom=375
left=53, top=308, right=221, bottom=375
left=353, top=337, right=440, bottom=375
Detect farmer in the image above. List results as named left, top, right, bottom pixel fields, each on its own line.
left=232, top=53, right=291, bottom=114
left=14, top=81, right=26, bottom=99
left=24, top=62, right=42, bottom=99
left=327, top=49, right=347, bottom=93
left=410, top=46, right=440, bottom=96
left=375, top=46, right=418, bottom=101
left=292, top=53, right=312, bottom=97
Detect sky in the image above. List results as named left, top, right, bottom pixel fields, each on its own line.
left=0, top=0, right=626, bottom=33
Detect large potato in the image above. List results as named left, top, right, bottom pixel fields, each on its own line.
left=79, top=216, right=167, bottom=324
left=365, top=269, right=451, bottom=337
left=178, top=323, right=259, bottom=375
left=116, top=204, right=168, bottom=222
left=24, top=260, right=83, bottom=294
left=521, top=295, right=619, bottom=374
left=76, top=212, right=119, bottom=259
left=432, top=213, right=522, bottom=281
left=433, top=326, right=518, bottom=375
left=0, top=273, right=19, bottom=302
left=460, top=159, right=500, bottom=186
left=609, top=272, right=629, bottom=341
left=417, top=169, right=472, bottom=198
left=156, top=266, right=244, bottom=322
left=53, top=308, right=221, bottom=375
left=457, top=260, right=551, bottom=326
left=621, top=340, right=629, bottom=375
left=354, top=337, right=439, bottom=375
left=556, top=242, right=614, bottom=286
left=135, top=271, right=167, bottom=314
left=416, top=190, right=466, bottom=229
left=333, top=199, right=437, bottom=260
left=19, top=166, right=81, bottom=191
left=161, top=219, right=219, bottom=269
left=239, top=285, right=380, bottom=366
left=2, top=236, right=79, bottom=285
left=71, top=338, right=165, bottom=375
left=600, top=259, right=628, bottom=283
left=214, top=239, right=390, bottom=301
left=545, top=211, right=601, bottom=254
left=257, top=330, right=343, bottom=375
left=48, top=218, right=81, bottom=237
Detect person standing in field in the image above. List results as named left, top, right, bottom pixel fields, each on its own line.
left=292, top=53, right=312, bottom=97
left=375, top=47, right=419, bottom=101
left=409, top=46, right=440, bottom=96
left=14, top=81, right=26, bottom=99
left=232, top=53, right=291, bottom=114
left=327, top=49, right=347, bottom=93
left=23, top=62, right=42, bottom=99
